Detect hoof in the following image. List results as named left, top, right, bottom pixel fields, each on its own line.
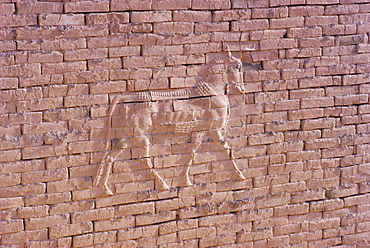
left=237, top=172, right=246, bottom=180
left=185, top=179, right=193, bottom=186
left=159, top=181, right=170, bottom=190
left=102, top=186, right=113, bottom=195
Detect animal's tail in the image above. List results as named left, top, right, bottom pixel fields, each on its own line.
left=92, top=94, right=123, bottom=194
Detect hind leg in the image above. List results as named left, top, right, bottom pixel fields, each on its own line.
left=139, top=158, right=170, bottom=190
left=181, top=132, right=204, bottom=186
left=209, top=129, right=245, bottom=180
left=94, top=149, right=124, bottom=195
left=134, top=136, right=170, bottom=190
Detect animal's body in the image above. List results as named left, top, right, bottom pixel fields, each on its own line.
left=94, top=48, right=247, bottom=195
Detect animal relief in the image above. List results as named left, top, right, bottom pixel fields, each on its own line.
left=94, top=47, right=248, bottom=195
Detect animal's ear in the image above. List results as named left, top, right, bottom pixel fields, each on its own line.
left=223, top=42, right=232, bottom=59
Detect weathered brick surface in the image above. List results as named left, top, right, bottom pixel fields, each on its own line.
left=0, top=1, right=370, bottom=247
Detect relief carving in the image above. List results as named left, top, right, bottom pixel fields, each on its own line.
left=94, top=45, right=248, bottom=195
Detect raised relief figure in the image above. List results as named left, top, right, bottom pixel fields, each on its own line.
left=94, top=45, right=247, bottom=195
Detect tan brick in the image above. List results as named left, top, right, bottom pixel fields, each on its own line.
left=0, top=197, right=24, bottom=210
left=95, top=216, right=135, bottom=232
left=299, top=36, right=335, bottom=48
left=39, top=14, right=85, bottom=26
left=1, top=229, right=48, bottom=245
left=195, top=22, right=230, bottom=33
left=214, top=9, right=251, bottom=21
left=0, top=219, right=24, bottom=234
left=231, top=19, right=269, bottom=31
left=131, top=11, right=172, bottom=23
left=154, top=21, right=193, bottom=34
left=173, top=10, right=212, bottom=22
left=192, top=0, right=231, bottom=10
left=25, top=213, right=69, bottom=230
left=152, top=0, right=191, bottom=10
left=289, top=6, right=325, bottom=16
left=17, top=2, right=63, bottom=14
left=65, top=1, right=109, bottom=13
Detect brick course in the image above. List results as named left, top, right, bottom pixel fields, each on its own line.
left=0, top=0, right=370, bottom=247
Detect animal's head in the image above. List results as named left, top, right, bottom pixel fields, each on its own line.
left=224, top=44, right=245, bottom=94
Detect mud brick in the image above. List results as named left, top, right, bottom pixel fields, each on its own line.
left=131, top=11, right=172, bottom=23
left=0, top=14, right=37, bottom=28
left=0, top=149, right=21, bottom=163
left=317, top=64, right=356, bottom=76
left=281, top=68, right=315, bottom=80
left=260, top=38, right=297, bottom=50
left=17, top=205, right=49, bottom=219
left=70, top=208, right=114, bottom=224
left=0, top=63, right=41, bottom=78
left=335, top=94, right=368, bottom=106
left=16, top=26, right=63, bottom=40
left=25, top=213, right=69, bottom=230
left=213, top=9, right=251, bottom=21
left=49, top=222, right=93, bottom=239
left=17, top=2, right=63, bottom=14
left=274, top=203, right=309, bottom=217
left=326, top=86, right=358, bottom=96
left=2, top=229, right=48, bottom=245
left=194, top=22, right=230, bottom=33
left=173, top=10, right=212, bottom=22
left=323, top=45, right=356, bottom=56
left=287, top=26, right=322, bottom=39
left=23, top=121, right=67, bottom=135
left=323, top=24, right=357, bottom=36
left=184, top=43, right=222, bottom=55
left=95, top=216, right=136, bottom=232
left=0, top=40, right=16, bottom=52
left=63, top=25, right=109, bottom=39
left=110, top=0, right=152, bottom=11
left=42, top=61, right=86, bottom=74
left=192, top=0, right=231, bottom=10
left=0, top=3, right=15, bottom=14
left=359, top=104, right=370, bottom=114
left=270, top=17, right=304, bottom=29
left=358, top=44, right=370, bottom=54
left=299, top=36, right=335, bottom=48
left=39, top=14, right=85, bottom=26
left=65, top=1, right=109, bottom=13
left=325, top=4, right=359, bottom=14
left=152, top=0, right=191, bottom=10
left=307, top=0, right=339, bottom=3
left=154, top=22, right=193, bottom=34
left=22, top=145, right=68, bottom=160
left=129, top=33, right=171, bottom=45
left=341, top=54, right=370, bottom=65
left=244, top=70, right=280, bottom=82
left=251, top=7, right=288, bottom=19
left=0, top=197, right=23, bottom=211
left=322, top=146, right=355, bottom=159
left=232, top=19, right=269, bottom=31
left=305, top=16, right=338, bottom=27
left=41, top=38, right=86, bottom=51
left=249, top=30, right=286, bottom=40
left=289, top=6, right=325, bottom=16
left=65, top=48, right=108, bottom=62
left=323, top=125, right=356, bottom=138
left=88, top=36, right=127, bottom=48
left=302, top=118, right=336, bottom=131
left=0, top=219, right=24, bottom=234
left=22, top=168, right=68, bottom=184
left=301, top=97, right=334, bottom=109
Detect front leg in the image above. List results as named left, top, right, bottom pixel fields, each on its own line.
left=209, top=129, right=246, bottom=180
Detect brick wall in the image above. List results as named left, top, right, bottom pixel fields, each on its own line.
left=1, top=0, right=370, bottom=247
